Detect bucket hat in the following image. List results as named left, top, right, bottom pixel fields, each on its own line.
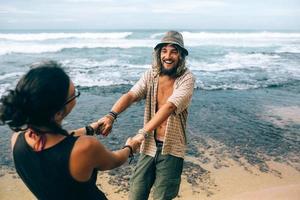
left=154, top=31, right=188, bottom=56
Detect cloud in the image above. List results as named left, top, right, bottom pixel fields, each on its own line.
left=264, top=8, right=300, bottom=16
left=65, top=0, right=114, bottom=2
left=151, top=0, right=226, bottom=13
left=0, top=6, right=37, bottom=15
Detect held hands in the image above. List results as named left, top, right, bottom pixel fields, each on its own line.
left=125, top=133, right=145, bottom=153
left=96, top=115, right=115, bottom=136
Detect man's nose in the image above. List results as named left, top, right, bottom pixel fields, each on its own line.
left=165, top=51, right=172, bottom=58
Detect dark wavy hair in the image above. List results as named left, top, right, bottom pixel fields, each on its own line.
left=0, top=60, right=70, bottom=135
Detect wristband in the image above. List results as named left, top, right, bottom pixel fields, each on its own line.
left=108, top=111, right=118, bottom=120
left=138, top=129, right=150, bottom=139
left=85, top=125, right=95, bottom=136
left=105, top=114, right=115, bottom=122
left=122, top=145, right=134, bottom=164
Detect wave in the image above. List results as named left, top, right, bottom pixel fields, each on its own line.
left=0, top=32, right=133, bottom=41
left=0, top=83, right=13, bottom=97
left=2, top=31, right=300, bottom=42
left=180, top=31, right=300, bottom=48
left=196, top=79, right=300, bottom=91
left=58, top=55, right=300, bottom=90
left=0, top=72, right=24, bottom=81
left=0, top=40, right=155, bottom=55
left=150, top=32, right=165, bottom=39
left=276, top=46, right=300, bottom=53
left=182, top=31, right=300, bottom=39
left=188, top=52, right=280, bottom=71
left=61, top=58, right=151, bottom=69
left=1, top=31, right=300, bottom=55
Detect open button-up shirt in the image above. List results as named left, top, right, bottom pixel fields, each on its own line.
left=130, top=68, right=195, bottom=158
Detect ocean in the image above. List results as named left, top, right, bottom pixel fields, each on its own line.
left=0, top=30, right=299, bottom=172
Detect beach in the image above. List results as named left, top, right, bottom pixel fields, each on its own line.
left=0, top=30, right=300, bottom=199
left=1, top=154, right=300, bottom=200
left=1, top=105, right=300, bottom=199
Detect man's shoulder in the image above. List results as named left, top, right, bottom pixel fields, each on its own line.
left=176, top=69, right=195, bottom=83
left=141, top=68, right=156, bottom=80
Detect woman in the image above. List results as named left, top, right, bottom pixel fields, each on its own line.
left=0, top=61, right=143, bottom=200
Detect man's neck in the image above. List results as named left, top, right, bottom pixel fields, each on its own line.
left=159, top=74, right=176, bottom=82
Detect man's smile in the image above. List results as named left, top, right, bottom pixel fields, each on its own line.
left=163, top=59, right=174, bottom=65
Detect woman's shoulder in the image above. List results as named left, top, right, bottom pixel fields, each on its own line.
left=72, top=135, right=102, bottom=156
left=11, top=131, right=23, bottom=150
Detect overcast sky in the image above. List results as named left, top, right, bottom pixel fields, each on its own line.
left=0, top=0, right=299, bottom=30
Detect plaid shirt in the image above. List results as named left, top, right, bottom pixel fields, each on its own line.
left=130, top=68, right=195, bottom=158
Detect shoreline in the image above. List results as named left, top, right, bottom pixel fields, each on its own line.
left=0, top=105, right=299, bottom=199
left=1, top=158, right=299, bottom=200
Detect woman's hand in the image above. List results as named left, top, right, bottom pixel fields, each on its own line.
left=125, top=134, right=144, bottom=153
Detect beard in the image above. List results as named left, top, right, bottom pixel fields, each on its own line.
left=160, top=64, right=178, bottom=76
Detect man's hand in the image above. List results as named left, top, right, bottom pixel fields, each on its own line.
left=126, top=133, right=145, bottom=153
left=97, top=115, right=114, bottom=136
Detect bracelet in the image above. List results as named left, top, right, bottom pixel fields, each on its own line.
left=122, top=145, right=134, bottom=164
left=108, top=111, right=118, bottom=120
left=138, top=128, right=150, bottom=139
left=85, top=125, right=95, bottom=136
left=105, top=114, right=115, bottom=122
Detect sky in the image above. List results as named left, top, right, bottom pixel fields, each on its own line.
left=0, top=0, right=299, bottom=30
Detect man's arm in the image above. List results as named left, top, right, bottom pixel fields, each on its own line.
left=98, top=91, right=138, bottom=136
left=142, top=74, right=195, bottom=135
left=111, top=91, right=137, bottom=114
left=98, top=70, right=150, bottom=136
left=143, top=102, right=177, bottom=133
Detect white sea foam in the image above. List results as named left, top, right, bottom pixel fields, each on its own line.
left=61, top=58, right=150, bottom=69
left=1, top=31, right=300, bottom=55
left=276, top=46, right=300, bottom=53
left=59, top=58, right=148, bottom=87
left=61, top=58, right=118, bottom=69
left=0, top=72, right=24, bottom=81
left=188, top=52, right=280, bottom=71
left=0, top=32, right=133, bottom=41
left=126, top=64, right=151, bottom=69
left=181, top=31, right=300, bottom=47
left=0, top=39, right=155, bottom=55
left=71, top=73, right=128, bottom=87
left=0, top=83, right=12, bottom=97
left=182, top=31, right=300, bottom=39
left=150, top=32, right=165, bottom=39
left=198, top=83, right=262, bottom=91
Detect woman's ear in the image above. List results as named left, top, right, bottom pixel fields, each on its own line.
left=54, top=108, right=66, bottom=123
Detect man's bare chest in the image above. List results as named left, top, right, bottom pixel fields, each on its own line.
left=156, top=80, right=175, bottom=109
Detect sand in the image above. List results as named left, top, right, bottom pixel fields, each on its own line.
left=1, top=158, right=300, bottom=200
left=263, top=106, right=300, bottom=127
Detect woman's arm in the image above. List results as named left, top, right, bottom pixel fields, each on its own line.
left=69, top=134, right=143, bottom=182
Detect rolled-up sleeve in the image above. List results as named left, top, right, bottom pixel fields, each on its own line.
left=167, top=73, right=195, bottom=114
left=129, top=69, right=150, bottom=101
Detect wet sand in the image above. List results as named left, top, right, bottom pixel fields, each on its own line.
left=263, top=106, right=300, bottom=127
left=1, top=157, right=300, bottom=200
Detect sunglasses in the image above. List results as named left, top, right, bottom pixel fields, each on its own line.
left=64, top=88, right=81, bottom=105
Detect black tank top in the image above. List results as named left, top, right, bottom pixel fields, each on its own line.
left=13, top=132, right=107, bottom=200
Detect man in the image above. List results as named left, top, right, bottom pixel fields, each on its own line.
left=99, top=31, right=195, bottom=200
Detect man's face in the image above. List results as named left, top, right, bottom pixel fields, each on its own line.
left=160, top=44, right=180, bottom=76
